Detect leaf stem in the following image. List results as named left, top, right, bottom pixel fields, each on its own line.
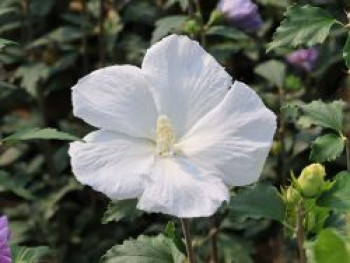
left=209, top=217, right=218, bottom=263
left=346, top=138, right=350, bottom=172
left=180, top=218, right=196, bottom=263
left=296, top=201, right=307, bottom=263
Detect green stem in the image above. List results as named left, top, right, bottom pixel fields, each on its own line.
left=296, top=201, right=307, bottom=263
left=346, top=138, right=350, bottom=172
left=209, top=217, right=218, bottom=263
left=180, top=218, right=195, bottom=263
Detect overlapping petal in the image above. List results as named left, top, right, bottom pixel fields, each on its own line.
left=177, top=81, right=276, bottom=186
left=137, top=157, right=229, bottom=218
left=69, top=130, right=155, bottom=200
left=72, top=65, right=158, bottom=139
left=0, top=216, right=11, bottom=263
left=142, top=35, right=232, bottom=138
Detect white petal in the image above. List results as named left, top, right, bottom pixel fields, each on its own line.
left=142, top=34, right=232, bottom=138
left=177, top=81, right=277, bottom=186
left=72, top=65, right=158, bottom=139
left=137, top=157, right=229, bottom=218
left=69, top=130, right=155, bottom=199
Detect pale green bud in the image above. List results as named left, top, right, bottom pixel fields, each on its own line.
left=286, top=186, right=301, bottom=204
left=207, top=9, right=224, bottom=26
left=183, top=19, right=202, bottom=36
left=297, top=163, right=326, bottom=198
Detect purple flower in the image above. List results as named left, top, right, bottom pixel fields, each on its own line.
left=286, top=48, right=319, bottom=72
left=0, top=216, right=11, bottom=263
left=217, top=0, right=263, bottom=31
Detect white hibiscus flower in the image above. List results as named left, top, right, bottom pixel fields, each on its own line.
left=69, top=34, right=276, bottom=218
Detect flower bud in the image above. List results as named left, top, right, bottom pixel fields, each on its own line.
left=297, top=163, right=326, bottom=198
left=286, top=48, right=319, bottom=72
left=286, top=186, right=301, bottom=204
left=207, top=9, right=225, bottom=26
left=217, top=0, right=263, bottom=32
left=183, top=19, right=202, bottom=36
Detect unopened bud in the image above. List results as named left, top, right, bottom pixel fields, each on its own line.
left=183, top=19, right=202, bottom=36
left=207, top=9, right=224, bottom=26
left=297, top=163, right=326, bottom=198
left=286, top=186, right=301, bottom=204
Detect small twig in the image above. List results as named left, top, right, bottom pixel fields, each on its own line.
left=345, top=138, right=350, bottom=172
left=181, top=218, right=196, bottom=263
left=81, top=0, right=89, bottom=73
left=99, top=0, right=106, bottom=67
left=209, top=217, right=219, bottom=263
left=296, top=201, right=307, bottom=263
left=277, top=85, right=287, bottom=185
left=22, top=0, right=32, bottom=44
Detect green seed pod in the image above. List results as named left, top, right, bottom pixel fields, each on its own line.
left=297, top=163, right=326, bottom=198
left=286, top=186, right=301, bottom=204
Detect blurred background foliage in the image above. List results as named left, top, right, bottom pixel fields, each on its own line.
left=0, top=0, right=350, bottom=262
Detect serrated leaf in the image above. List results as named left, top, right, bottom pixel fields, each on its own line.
left=100, top=234, right=186, bottom=263
left=2, top=128, right=80, bottom=143
left=255, top=60, right=286, bottom=88
left=267, top=5, right=338, bottom=52
left=14, top=63, right=49, bottom=97
left=308, top=229, right=350, bottom=263
left=11, top=245, right=50, bottom=263
left=317, top=172, right=350, bottom=211
left=310, top=133, right=345, bottom=162
left=205, top=26, right=249, bottom=41
left=102, top=199, right=141, bottom=224
left=151, top=15, right=188, bottom=44
left=229, top=183, right=285, bottom=222
left=300, top=100, right=345, bottom=132
left=343, top=33, right=350, bottom=69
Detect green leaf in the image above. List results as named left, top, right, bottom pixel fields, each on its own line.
left=2, top=128, right=80, bottom=143
left=256, top=0, right=288, bottom=8
left=300, top=100, right=345, bottom=132
left=317, top=172, right=350, bottom=211
left=14, top=63, right=50, bottom=97
left=205, top=26, right=249, bottom=41
left=151, top=15, right=188, bottom=44
left=0, top=38, right=17, bottom=49
left=165, top=0, right=188, bottom=11
left=255, top=60, right=286, bottom=88
left=310, top=133, right=345, bottom=162
left=100, top=234, right=186, bottom=263
left=343, top=33, right=350, bottom=69
left=229, top=183, right=285, bottom=222
left=28, top=26, right=85, bottom=49
left=164, top=222, right=186, bottom=254
left=0, top=170, right=35, bottom=200
left=11, top=245, right=50, bottom=263
left=308, top=229, right=350, bottom=263
left=267, top=5, right=338, bottom=52
left=102, top=199, right=142, bottom=224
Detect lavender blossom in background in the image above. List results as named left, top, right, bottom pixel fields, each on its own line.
left=0, top=216, right=11, bottom=263
left=286, top=48, right=319, bottom=72
left=217, top=0, right=263, bottom=31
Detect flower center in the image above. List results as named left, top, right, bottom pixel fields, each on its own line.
left=157, top=115, right=176, bottom=157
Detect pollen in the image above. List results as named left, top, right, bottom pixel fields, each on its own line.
left=156, top=115, right=176, bottom=157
